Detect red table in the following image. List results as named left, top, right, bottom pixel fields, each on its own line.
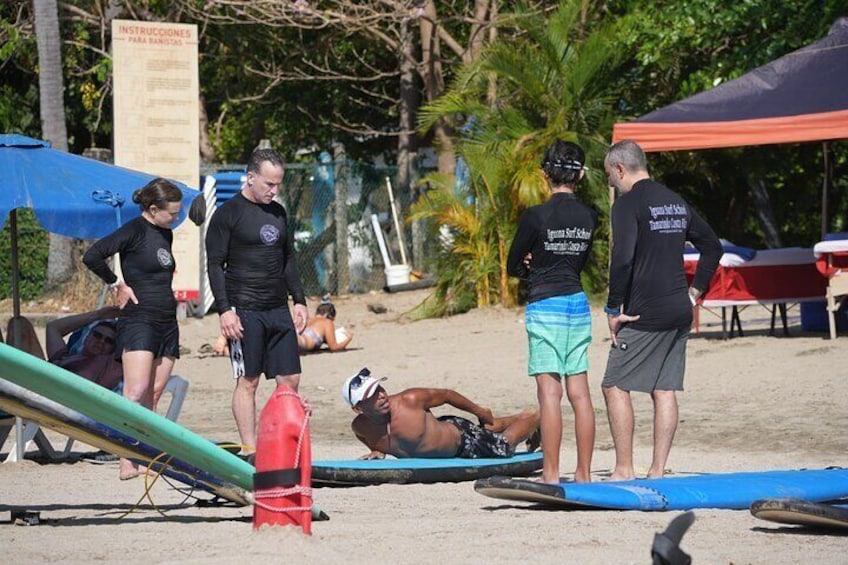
left=684, top=247, right=828, bottom=337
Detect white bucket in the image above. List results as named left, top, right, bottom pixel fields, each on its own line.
left=385, top=264, right=411, bottom=287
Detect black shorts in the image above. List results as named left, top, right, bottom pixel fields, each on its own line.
left=438, top=415, right=513, bottom=459
left=116, top=317, right=180, bottom=359
left=230, top=306, right=301, bottom=380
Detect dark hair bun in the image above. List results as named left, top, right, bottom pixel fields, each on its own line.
left=188, top=194, right=207, bottom=226
left=132, top=189, right=143, bottom=204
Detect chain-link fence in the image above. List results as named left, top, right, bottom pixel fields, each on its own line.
left=203, top=158, right=435, bottom=298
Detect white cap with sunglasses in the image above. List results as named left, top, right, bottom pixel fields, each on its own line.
left=342, top=368, right=387, bottom=407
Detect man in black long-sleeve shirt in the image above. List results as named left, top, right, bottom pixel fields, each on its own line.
left=602, top=140, right=721, bottom=480
left=205, top=148, right=308, bottom=453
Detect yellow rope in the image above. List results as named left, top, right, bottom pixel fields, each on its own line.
left=114, top=452, right=175, bottom=520
left=114, top=441, right=255, bottom=520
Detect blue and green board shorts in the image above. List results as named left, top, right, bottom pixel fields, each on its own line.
left=525, top=293, right=591, bottom=377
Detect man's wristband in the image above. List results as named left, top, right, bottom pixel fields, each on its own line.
left=604, top=305, right=621, bottom=316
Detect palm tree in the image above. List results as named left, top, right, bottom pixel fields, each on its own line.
left=33, top=0, right=73, bottom=287
left=411, top=0, right=631, bottom=315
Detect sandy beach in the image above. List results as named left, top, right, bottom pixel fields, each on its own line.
left=2, top=288, right=847, bottom=563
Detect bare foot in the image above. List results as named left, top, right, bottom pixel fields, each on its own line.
left=607, top=472, right=636, bottom=481
left=573, top=470, right=592, bottom=483
left=119, top=458, right=140, bottom=480
left=119, top=468, right=140, bottom=480
left=646, top=466, right=671, bottom=479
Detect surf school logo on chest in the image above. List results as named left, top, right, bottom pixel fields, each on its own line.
left=157, top=248, right=173, bottom=268
left=259, top=224, right=280, bottom=245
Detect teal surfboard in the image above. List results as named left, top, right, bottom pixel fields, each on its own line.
left=475, top=469, right=848, bottom=511
left=0, top=378, right=250, bottom=504
left=0, top=343, right=326, bottom=518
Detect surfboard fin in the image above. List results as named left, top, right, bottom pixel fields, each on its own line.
left=651, top=511, right=695, bottom=565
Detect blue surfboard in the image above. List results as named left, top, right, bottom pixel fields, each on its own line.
left=313, top=452, right=543, bottom=487
left=475, top=469, right=848, bottom=510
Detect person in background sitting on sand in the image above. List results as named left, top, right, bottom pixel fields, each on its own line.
left=46, top=306, right=123, bottom=391
left=297, top=300, right=353, bottom=353
left=343, top=368, right=540, bottom=460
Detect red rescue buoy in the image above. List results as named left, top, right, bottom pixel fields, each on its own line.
left=252, top=384, right=313, bottom=534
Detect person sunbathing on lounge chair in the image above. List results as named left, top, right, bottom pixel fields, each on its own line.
left=46, top=306, right=123, bottom=391
left=343, top=368, right=540, bottom=460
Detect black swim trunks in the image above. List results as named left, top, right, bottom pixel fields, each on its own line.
left=438, top=415, right=514, bottom=459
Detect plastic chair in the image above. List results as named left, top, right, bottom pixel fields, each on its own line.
left=0, top=415, right=61, bottom=462
left=161, top=374, right=189, bottom=422
left=108, top=374, right=189, bottom=423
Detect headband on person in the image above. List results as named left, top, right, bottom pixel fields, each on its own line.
left=543, top=158, right=583, bottom=171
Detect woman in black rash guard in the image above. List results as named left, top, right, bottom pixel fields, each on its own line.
left=83, top=178, right=183, bottom=480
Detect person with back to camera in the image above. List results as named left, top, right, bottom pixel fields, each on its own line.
left=45, top=306, right=123, bottom=391
left=602, top=140, right=722, bottom=480
left=205, top=148, right=308, bottom=458
left=343, top=368, right=540, bottom=460
left=83, top=177, right=183, bottom=480
left=506, top=139, right=599, bottom=484
left=297, top=300, right=354, bottom=353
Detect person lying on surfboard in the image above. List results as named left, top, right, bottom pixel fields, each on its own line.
left=343, top=368, right=540, bottom=460
left=46, top=306, right=123, bottom=391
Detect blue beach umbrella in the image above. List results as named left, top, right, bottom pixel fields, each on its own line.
left=0, top=134, right=200, bottom=317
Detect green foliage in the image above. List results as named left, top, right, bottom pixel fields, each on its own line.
left=413, top=0, right=631, bottom=314
left=614, top=0, right=846, bottom=117
left=197, top=18, right=398, bottom=162
left=611, top=0, right=848, bottom=245
left=0, top=83, right=38, bottom=135
left=0, top=209, right=50, bottom=301
left=0, top=7, right=39, bottom=137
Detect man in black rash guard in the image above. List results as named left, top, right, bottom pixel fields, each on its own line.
left=506, top=139, right=598, bottom=484
left=205, top=148, right=308, bottom=454
left=601, top=140, right=722, bottom=481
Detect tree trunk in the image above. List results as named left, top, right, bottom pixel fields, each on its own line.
left=397, top=18, right=422, bottom=268
left=420, top=1, right=455, bottom=176
left=486, top=0, right=499, bottom=104
left=33, top=0, right=75, bottom=288
left=333, top=142, right=349, bottom=294
left=748, top=178, right=783, bottom=249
